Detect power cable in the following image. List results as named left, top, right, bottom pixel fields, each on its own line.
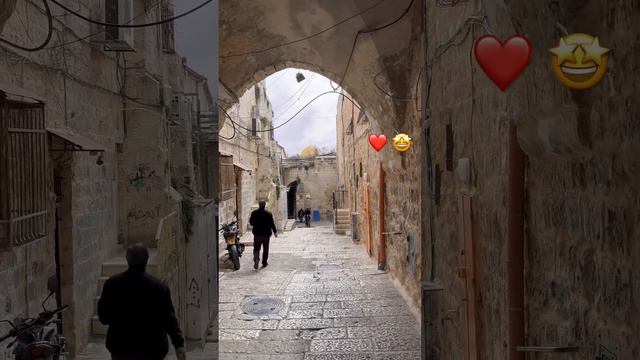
left=219, top=110, right=237, bottom=140
left=0, top=0, right=53, bottom=51
left=266, top=71, right=289, bottom=88
left=273, top=74, right=318, bottom=118
left=220, top=0, right=387, bottom=58
left=333, top=0, right=416, bottom=90
left=272, top=73, right=316, bottom=112
left=219, top=91, right=362, bottom=134
left=43, top=0, right=164, bottom=50
left=49, top=0, right=212, bottom=28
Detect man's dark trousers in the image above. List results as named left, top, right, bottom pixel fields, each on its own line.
left=254, top=235, right=270, bottom=265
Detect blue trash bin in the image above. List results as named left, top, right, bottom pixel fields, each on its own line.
left=313, top=210, right=320, bottom=222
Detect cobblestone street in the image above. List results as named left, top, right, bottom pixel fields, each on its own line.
left=218, top=223, right=421, bottom=360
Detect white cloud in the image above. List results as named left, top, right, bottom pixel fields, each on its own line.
left=266, top=69, right=339, bottom=156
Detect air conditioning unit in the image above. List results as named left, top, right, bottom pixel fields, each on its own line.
left=100, top=0, right=135, bottom=51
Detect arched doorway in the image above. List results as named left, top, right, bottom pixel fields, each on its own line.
left=286, top=180, right=298, bottom=219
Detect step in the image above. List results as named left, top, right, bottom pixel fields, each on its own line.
left=101, top=252, right=158, bottom=277
left=92, top=316, right=108, bottom=336
left=336, top=216, right=351, bottom=222
left=335, top=229, right=347, bottom=235
left=336, top=209, right=350, bottom=215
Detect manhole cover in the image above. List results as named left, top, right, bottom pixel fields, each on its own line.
left=241, top=297, right=286, bottom=316
left=318, top=264, right=342, bottom=271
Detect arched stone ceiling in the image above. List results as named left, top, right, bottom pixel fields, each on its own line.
left=219, top=0, right=421, bottom=128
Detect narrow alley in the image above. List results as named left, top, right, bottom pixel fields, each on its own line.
left=218, top=223, right=421, bottom=360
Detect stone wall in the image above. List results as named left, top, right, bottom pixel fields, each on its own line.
left=0, top=0, right=214, bottom=355
left=426, top=0, right=640, bottom=358
left=336, top=92, right=423, bottom=319
left=0, top=0, right=127, bottom=352
left=283, top=156, right=339, bottom=221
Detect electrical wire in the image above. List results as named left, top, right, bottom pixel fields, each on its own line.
left=42, top=0, right=164, bottom=50
left=219, top=106, right=237, bottom=140
left=50, top=0, right=212, bottom=28
left=219, top=91, right=362, bottom=134
left=0, top=0, right=53, bottom=51
left=272, top=73, right=316, bottom=112
left=334, top=0, right=416, bottom=89
left=273, top=74, right=318, bottom=118
left=220, top=0, right=387, bottom=58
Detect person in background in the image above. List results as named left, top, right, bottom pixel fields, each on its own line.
left=304, top=208, right=311, bottom=227
left=297, top=208, right=305, bottom=223
left=98, top=243, right=186, bottom=360
left=250, top=201, right=278, bottom=269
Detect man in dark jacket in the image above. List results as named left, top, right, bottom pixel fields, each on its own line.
left=249, top=201, right=277, bottom=269
left=98, top=243, right=186, bottom=360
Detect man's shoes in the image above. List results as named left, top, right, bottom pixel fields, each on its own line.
left=262, top=263, right=268, bottom=268
left=254, top=260, right=259, bottom=269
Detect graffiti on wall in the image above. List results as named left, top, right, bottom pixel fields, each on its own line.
left=128, top=164, right=158, bottom=191
left=127, top=205, right=161, bottom=221
left=187, top=278, right=200, bottom=308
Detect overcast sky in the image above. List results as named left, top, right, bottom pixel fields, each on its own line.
left=264, top=69, right=340, bottom=157
left=174, top=0, right=217, bottom=96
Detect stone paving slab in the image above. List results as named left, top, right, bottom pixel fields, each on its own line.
left=220, top=224, right=421, bottom=359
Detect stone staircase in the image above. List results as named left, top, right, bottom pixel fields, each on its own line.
left=91, top=251, right=158, bottom=336
left=334, top=209, right=351, bottom=235
left=284, top=219, right=296, bottom=231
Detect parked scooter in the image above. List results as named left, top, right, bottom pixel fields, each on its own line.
left=220, top=218, right=245, bottom=270
left=0, top=276, right=68, bottom=360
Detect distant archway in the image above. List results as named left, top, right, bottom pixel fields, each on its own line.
left=286, top=180, right=298, bottom=219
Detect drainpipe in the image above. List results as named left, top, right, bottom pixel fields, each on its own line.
left=506, top=124, right=525, bottom=360
left=378, top=163, right=386, bottom=270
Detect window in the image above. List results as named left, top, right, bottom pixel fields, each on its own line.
left=251, top=118, right=257, bottom=137
left=161, top=0, right=175, bottom=53
left=219, top=155, right=235, bottom=201
left=0, top=97, right=48, bottom=249
left=255, top=87, right=260, bottom=102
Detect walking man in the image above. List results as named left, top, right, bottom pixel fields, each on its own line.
left=249, top=200, right=278, bottom=269
left=98, top=243, right=186, bottom=360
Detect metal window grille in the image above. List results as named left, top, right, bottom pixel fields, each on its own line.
left=161, top=0, right=175, bottom=52
left=219, top=155, right=235, bottom=201
left=0, top=98, right=48, bottom=249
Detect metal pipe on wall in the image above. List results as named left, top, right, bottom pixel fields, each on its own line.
left=378, top=163, right=386, bottom=270
left=506, top=124, right=526, bottom=360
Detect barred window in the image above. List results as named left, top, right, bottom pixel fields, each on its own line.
left=0, top=97, right=48, bottom=249
left=219, top=155, right=235, bottom=201
left=161, top=0, right=175, bottom=53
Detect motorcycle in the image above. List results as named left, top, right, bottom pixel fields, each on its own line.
left=220, top=218, right=245, bottom=270
left=0, top=276, right=68, bottom=360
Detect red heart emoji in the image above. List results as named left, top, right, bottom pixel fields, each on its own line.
left=474, top=35, right=531, bottom=91
left=369, top=134, right=387, bottom=152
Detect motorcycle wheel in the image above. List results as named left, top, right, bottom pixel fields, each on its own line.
left=229, top=245, right=241, bottom=270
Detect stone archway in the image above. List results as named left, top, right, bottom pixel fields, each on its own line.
left=219, top=0, right=422, bottom=132
left=286, top=180, right=298, bottom=219
left=220, top=0, right=427, bottom=316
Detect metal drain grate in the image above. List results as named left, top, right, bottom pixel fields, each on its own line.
left=241, top=297, right=286, bottom=316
